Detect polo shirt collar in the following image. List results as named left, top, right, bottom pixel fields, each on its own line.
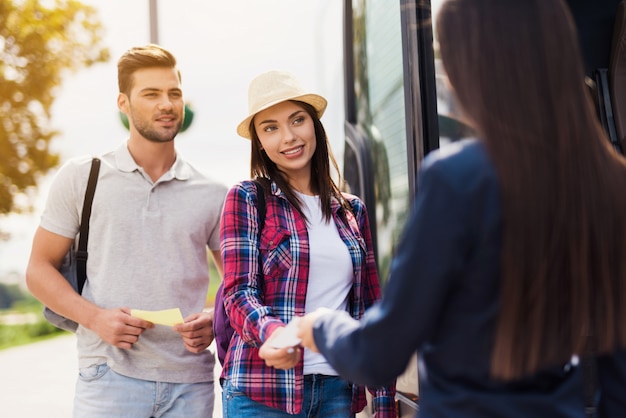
left=114, top=141, right=192, bottom=180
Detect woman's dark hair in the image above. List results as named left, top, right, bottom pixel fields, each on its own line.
left=249, top=100, right=347, bottom=222
left=117, top=44, right=181, bottom=95
left=437, top=0, right=626, bottom=379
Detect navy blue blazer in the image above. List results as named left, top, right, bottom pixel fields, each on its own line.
left=313, top=139, right=590, bottom=417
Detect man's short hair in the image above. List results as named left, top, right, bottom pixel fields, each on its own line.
left=117, top=44, right=180, bottom=95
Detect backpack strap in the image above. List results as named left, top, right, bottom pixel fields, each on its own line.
left=252, top=179, right=266, bottom=229
left=76, top=157, right=100, bottom=294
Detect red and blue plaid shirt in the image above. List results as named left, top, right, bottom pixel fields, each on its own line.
left=219, top=180, right=396, bottom=416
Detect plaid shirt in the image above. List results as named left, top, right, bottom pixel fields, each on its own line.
left=219, top=180, right=396, bottom=416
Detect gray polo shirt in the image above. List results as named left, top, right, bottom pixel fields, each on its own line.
left=40, top=142, right=228, bottom=383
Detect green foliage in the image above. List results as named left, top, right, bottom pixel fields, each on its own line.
left=10, top=294, right=43, bottom=311
left=0, top=282, right=24, bottom=309
left=0, top=0, right=109, bottom=217
left=0, top=282, right=66, bottom=349
left=0, top=296, right=66, bottom=350
left=0, top=317, right=65, bottom=350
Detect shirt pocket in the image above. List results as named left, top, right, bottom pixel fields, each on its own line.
left=259, top=227, right=292, bottom=280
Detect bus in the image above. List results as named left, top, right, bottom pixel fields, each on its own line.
left=342, top=0, right=625, bottom=416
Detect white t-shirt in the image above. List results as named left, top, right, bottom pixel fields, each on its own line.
left=296, top=192, right=353, bottom=375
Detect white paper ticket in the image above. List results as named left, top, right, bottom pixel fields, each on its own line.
left=269, top=317, right=302, bottom=348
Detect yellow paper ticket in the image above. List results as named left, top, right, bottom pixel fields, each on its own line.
left=130, top=308, right=184, bottom=326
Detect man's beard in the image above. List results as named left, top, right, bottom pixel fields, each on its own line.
left=130, top=111, right=182, bottom=143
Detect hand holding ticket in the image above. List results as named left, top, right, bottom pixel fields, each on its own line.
left=269, top=317, right=302, bottom=349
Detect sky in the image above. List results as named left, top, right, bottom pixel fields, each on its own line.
left=0, top=0, right=344, bottom=279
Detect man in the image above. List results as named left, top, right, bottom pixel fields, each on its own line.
left=26, top=44, right=227, bottom=417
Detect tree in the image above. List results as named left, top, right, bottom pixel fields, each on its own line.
left=0, top=0, right=109, bottom=219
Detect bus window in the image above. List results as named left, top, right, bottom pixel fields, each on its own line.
left=344, top=1, right=421, bottom=416
left=343, top=0, right=411, bottom=284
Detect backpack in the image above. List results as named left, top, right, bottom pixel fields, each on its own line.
left=214, top=180, right=265, bottom=365
left=43, top=157, right=100, bottom=332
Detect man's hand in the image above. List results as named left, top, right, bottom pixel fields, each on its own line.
left=89, top=307, right=154, bottom=349
left=173, top=311, right=214, bottom=354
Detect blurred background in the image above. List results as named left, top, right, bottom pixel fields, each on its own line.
left=0, top=1, right=344, bottom=415
left=0, top=0, right=344, bottom=282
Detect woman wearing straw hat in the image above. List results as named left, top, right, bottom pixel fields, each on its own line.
left=218, top=70, right=396, bottom=417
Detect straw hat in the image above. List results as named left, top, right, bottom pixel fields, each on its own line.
left=236, top=70, right=328, bottom=139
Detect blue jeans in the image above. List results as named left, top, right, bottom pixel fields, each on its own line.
left=222, top=374, right=354, bottom=417
left=73, top=363, right=214, bottom=417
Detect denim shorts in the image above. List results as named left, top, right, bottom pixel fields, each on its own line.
left=73, top=363, right=214, bottom=417
left=222, top=374, right=354, bottom=417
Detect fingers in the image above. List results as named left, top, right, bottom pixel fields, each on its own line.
left=173, top=311, right=214, bottom=354
left=180, top=329, right=214, bottom=353
left=95, top=308, right=154, bottom=349
left=297, top=312, right=321, bottom=353
left=113, top=330, right=141, bottom=349
left=173, top=311, right=211, bottom=333
left=182, top=340, right=212, bottom=354
left=259, top=345, right=302, bottom=369
left=259, top=326, right=302, bottom=369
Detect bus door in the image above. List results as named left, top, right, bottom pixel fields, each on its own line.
left=343, top=0, right=441, bottom=415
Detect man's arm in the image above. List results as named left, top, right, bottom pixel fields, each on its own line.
left=26, top=226, right=153, bottom=348
left=26, top=226, right=91, bottom=320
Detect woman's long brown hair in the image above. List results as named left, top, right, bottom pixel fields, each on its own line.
left=437, top=0, right=626, bottom=379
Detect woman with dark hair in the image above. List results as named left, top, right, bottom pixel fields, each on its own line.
left=297, top=0, right=626, bottom=416
left=218, top=70, right=396, bottom=417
